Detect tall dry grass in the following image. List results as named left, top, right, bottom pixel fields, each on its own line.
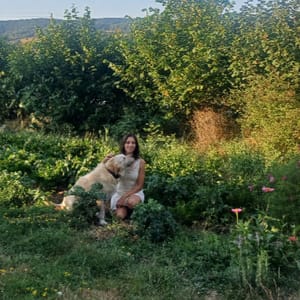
left=190, top=108, right=239, bottom=152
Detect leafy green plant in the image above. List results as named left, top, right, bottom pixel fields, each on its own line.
left=68, top=183, right=107, bottom=229
left=0, top=171, right=39, bottom=207
left=229, top=0, right=299, bottom=88
left=229, top=211, right=300, bottom=293
left=131, top=199, right=178, bottom=243
left=263, top=157, right=300, bottom=227
left=230, top=75, right=300, bottom=162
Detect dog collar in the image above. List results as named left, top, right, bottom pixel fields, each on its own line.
left=105, top=167, right=120, bottom=179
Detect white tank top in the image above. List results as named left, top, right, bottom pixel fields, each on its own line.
left=116, top=158, right=140, bottom=194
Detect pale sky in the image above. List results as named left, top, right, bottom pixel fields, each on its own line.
left=0, top=0, right=257, bottom=20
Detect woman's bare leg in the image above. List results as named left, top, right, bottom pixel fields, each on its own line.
left=115, top=195, right=142, bottom=220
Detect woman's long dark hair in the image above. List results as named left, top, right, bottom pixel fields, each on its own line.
left=120, top=133, right=140, bottom=160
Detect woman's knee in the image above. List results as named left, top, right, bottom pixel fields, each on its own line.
left=115, top=207, right=128, bottom=219
left=127, top=195, right=141, bottom=209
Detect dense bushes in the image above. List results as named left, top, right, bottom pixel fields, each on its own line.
left=1, top=130, right=299, bottom=231
left=0, top=1, right=299, bottom=297
left=228, top=75, right=300, bottom=162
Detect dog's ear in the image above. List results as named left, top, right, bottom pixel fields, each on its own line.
left=112, top=161, right=126, bottom=177
left=106, top=158, right=120, bottom=174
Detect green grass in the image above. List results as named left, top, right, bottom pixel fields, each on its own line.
left=0, top=205, right=299, bottom=300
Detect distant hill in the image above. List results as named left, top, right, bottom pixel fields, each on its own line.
left=0, top=18, right=131, bottom=43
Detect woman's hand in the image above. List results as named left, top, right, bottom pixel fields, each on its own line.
left=102, top=153, right=114, bottom=163
left=116, top=195, right=130, bottom=207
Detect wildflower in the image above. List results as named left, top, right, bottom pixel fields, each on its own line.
left=248, top=185, right=254, bottom=192
left=231, top=208, right=243, bottom=224
left=288, top=236, right=297, bottom=242
left=231, top=208, right=242, bottom=214
left=268, top=174, right=275, bottom=183
left=262, top=186, right=275, bottom=192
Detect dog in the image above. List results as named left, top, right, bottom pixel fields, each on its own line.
left=54, top=154, right=134, bottom=225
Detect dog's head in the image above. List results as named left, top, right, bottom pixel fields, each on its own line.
left=105, top=154, right=135, bottom=178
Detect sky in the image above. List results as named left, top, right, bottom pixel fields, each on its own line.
left=0, top=0, right=257, bottom=21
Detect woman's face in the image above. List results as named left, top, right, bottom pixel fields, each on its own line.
left=124, top=136, right=136, bottom=155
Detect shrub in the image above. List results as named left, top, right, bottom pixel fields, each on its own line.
left=0, top=171, right=38, bottom=207
left=173, top=185, right=228, bottom=226
left=145, top=172, right=202, bottom=208
left=233, top=75, right=300, bottom=162
left=131, top=199, right=178, bottom=243
left=68, top=183, right=107, bottom=229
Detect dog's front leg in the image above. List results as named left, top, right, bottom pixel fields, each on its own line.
left=96, top=200, right=107, bottom=226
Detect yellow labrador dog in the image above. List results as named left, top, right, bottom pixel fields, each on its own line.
left=55, top=154, right=134, bottom=225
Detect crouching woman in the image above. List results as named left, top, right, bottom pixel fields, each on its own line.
left=110, top=134, right=145, bottom=220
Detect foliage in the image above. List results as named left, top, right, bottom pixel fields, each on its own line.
left=262, top=157, right=300, bottom=227
left=0, top=1, right=298, bottom=138
left=131, top=198, right=178, bottom=243
left=0, top=130, right=117, bottom=191
left=68, top=183, right=107, bottom=229
left=7, top=7, right=127, bottom=133
left=229, top=0, right=299, bottom=88
left=109, top=0, right=234, bottom=134
left=0, top=171, right=40, bottom=207
left=0, top=38, right=16, bottom=122
left=230, top=75, right=300, bottom=162
left=144, top=135, right=267, bottom=225
left=229, top=212, right=300, bottom=295
left=0, top=130, right=299, bottom=298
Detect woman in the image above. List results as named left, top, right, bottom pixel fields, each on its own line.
left=106, top=134, right=145, bottom=220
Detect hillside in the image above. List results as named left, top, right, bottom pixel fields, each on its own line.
left=0, top=18, right=130, bottom=42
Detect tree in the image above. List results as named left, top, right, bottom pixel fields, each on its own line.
left=8, top=7, right=126, bottom=133
left=109, top=0, right=234, bottom=135
left=229, top=0, right=300, bottom=89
